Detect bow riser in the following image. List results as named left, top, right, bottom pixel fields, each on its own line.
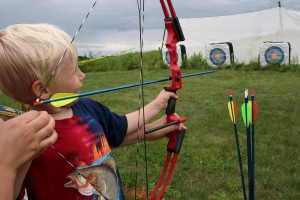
left=148, top=1, right=186, bottom=199
left=161, top=0, right=185, bottom=92
left=165, top=20, right=181, bottom=91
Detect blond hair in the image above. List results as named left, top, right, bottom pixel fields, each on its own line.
left=0, top=23, right=77, bottom=104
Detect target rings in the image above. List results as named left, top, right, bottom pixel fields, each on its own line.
left=264, top=46, right=284, bottom=64
left=209, top=48, right=226, bottom=65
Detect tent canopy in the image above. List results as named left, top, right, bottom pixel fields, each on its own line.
left=180, top=7, right=300, bottom=63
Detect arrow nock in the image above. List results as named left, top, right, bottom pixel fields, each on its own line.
left=244, top=89, right=248, bottom=98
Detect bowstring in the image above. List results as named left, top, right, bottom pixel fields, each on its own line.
left=35, top=0, right=98, bottom=103
left=31, top=1, right=108, bottom=199
left=136, top=0, right=148, bottom=199
left=161, top=26, right=166, bottom=52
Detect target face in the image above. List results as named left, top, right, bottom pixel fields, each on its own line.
left=209, top=48, right=226, bottom=65
left=264, top=46, right=284, bottom=64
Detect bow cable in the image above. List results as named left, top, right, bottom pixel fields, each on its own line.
left=31, top=1, right=109, bottom=199
left=35, top=0, right=98, bottom=103
left=136, top=0, right=148, bottom=199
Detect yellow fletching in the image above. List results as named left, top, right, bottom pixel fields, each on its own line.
left=228, top=101, right=236, bottom=123
left=249, top=100, right=252, bottom=124
left=50, top=93, right=78, bottom=107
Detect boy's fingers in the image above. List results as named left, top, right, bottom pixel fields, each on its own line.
left=166, top=90, right=178, bottom=99
left=178, top=123, right=186, bottom=131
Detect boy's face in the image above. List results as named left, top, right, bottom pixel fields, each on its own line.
left=49, top=55, right=85, bottom=96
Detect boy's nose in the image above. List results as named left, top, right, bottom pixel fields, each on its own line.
left=79, top=70, right=85, bottom=80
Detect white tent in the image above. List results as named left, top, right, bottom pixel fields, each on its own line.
left=179, top=7, right=300, bottom=63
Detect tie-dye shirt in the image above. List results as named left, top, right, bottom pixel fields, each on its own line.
left=20, top=98, right=128, bottom=200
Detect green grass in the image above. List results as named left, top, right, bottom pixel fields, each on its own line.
left=2, top=68, right=299, bottom=199
left=78, top=50, right=300, bottom=73
left=73, top=69, right=300, bottom=200
left=79, top=50, right=169, bottom=72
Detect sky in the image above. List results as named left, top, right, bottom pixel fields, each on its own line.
left=1, top=0, right=300, bottom=56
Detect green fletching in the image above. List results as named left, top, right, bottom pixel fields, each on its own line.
left=241, top=102, right=251, bottom=127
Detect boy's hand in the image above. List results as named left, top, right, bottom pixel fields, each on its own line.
left=153, top=90, right=178, bottom=111
left=145, top=114, right=186, bottom=141
left=125, top=90, right=179, bottom=136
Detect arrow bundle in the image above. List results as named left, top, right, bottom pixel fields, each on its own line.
left=227, top=89, right=257, bottom=200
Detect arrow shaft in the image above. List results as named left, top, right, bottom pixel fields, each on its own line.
left=233, top=123, right=247, bottom=200
left=251, top=92, right=255, bottom=200
left=40, top=70, right=216, bottom=104
left=244, top=90, right=252, bottom=200
left=228, top=92, right=247, bottom=200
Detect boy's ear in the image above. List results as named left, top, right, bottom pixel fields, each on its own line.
left=31, top=80, right=52, bottom=100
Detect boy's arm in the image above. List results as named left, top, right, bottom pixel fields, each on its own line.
left=125, top=90, right=177, bottom=134
left=120, top=116, right=171, bottom=146
left=119, top=115, right=185, bottom=147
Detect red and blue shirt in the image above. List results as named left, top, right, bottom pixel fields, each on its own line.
left=21, top=98, right=127, bottom=199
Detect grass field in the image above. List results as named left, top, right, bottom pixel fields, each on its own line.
left=1, top=69, right=299, bottom=199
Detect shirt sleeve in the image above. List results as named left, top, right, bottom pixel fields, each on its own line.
left=74, top=98, right=128, bottom=147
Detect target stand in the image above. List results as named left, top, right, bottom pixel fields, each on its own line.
left=205, top=42, right=234, bottom=67
left=162, top=44, right=186, bottom=68
left=259, top=42, right=291, bottom=67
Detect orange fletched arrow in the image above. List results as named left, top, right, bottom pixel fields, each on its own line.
left=227, top=90, right=247, bottom=200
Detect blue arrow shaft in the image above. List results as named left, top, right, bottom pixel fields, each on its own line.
left=234, top=123, right=247, bottom=200
left=229, top=94, right=247, bottom=200
left=251, top=94, right=255, bottom=200
left=244, top=92, right=252, bottom=200
left=41, top=70, right=216, bottom=104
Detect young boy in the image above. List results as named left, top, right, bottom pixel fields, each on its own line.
left=0, top=23, right=184, bottom=199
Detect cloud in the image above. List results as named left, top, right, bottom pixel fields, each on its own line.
left=1, top=0, right=300, bottom=55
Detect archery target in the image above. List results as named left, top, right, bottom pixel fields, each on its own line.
left=205, top=42, right=234, bottom=67
left=264, top=46, right=284, bottom=64
left=162, top=44, right=186, bottom=67
left=209, top=48, right=226, bottom=65
left=260, top=42, right=291, bottom=67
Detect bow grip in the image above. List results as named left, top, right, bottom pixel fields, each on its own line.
left=166, top=97, right=176, bottom=115
left=167, top=128, right=186, bottom=153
